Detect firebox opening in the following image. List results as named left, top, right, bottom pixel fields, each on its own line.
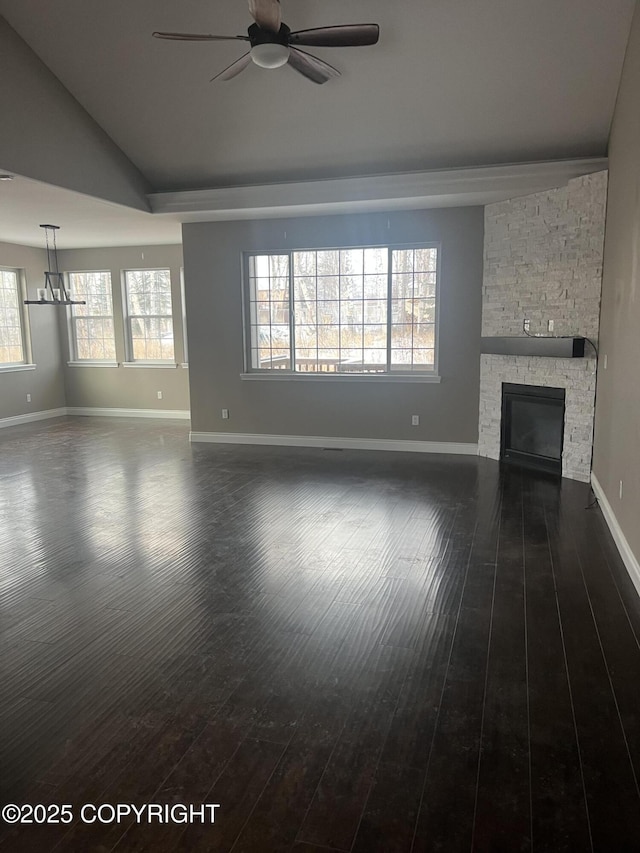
left=500, top=383, right=566, bottom=475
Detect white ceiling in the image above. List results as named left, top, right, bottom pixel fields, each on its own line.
left=0, top=0, right=635, bottom=192
left=0, top=175, right=181, bottom=249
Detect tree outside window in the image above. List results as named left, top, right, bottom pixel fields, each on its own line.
left=124, top=269, right=174, bottom=362
left=68, top=271, right=116, bottom=361
left=0, top=268, right=26, bottom=365
left=246, top=245, right=438, bottom=375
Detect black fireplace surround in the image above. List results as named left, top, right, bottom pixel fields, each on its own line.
left=500, top=383, right=566, bottom=474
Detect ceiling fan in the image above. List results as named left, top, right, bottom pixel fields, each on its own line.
left=153, top=0, right=380, bottom=84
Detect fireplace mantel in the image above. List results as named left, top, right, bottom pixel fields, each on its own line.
left=481, top=336, right=586, bottom=358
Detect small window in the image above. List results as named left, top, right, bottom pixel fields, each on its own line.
left=244, top=245, right=438, bottom=375
left=68, top=271, right=116, bottom=361
left=0, top=268, right=27, bottom=365
left=123, top=269, right=174, bottom=362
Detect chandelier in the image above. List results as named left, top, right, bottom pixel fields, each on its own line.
left=24, top=224, right=85, bottom=306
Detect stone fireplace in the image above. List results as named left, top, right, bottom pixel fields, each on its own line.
left=500, top=383, right=566, bottom=474
left=478, top=171, right=607, bottom=482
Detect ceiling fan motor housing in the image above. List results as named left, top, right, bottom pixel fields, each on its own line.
left=248, top=22, right=291, bottom=68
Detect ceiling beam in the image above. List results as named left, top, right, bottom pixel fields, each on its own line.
left=149, top=159, right=608, bottom=222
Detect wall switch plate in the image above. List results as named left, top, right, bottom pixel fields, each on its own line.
left=222, top=409, right=229, bottom=420
left=620, top=480, right=624, bottom=500
left=604, top=354, right=608, bottom=369
left=548, top=320, right=554, bottom=332
left=157, top=391, right=163, bottom=400
left=26, top=393, right=31, bottom=403
left=411, top=415, right=420, bottom=426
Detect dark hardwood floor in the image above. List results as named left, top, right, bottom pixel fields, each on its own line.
left=1, top=417, right=640, bottom=852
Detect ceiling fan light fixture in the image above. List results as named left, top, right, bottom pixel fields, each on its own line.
left=250, top=42, right=289, bottom=68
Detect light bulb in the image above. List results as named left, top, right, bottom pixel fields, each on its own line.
left=251, top=43, right=289, bottom=69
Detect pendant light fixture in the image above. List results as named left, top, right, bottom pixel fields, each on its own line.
left=24, top=224, right=85, bottom=305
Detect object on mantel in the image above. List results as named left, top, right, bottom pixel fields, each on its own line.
left=481, top=336, right=586, bottom=358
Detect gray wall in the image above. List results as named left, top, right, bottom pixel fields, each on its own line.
left=593, top=1, right=640, bottom=562
left=183, top=207, right=483, bottom=443
left=0, top=241, right=66, bottom=419
left=58, top=245, right=189, bottom=412
left=0, top=16, right=149, bottom=209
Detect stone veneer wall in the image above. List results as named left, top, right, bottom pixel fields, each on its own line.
left=478, top=171, right=607, bottom=482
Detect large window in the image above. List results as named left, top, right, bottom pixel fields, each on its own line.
left=68, top=271, right=116, bottom=361
left=0, top=268, right=27, bottom=366
left=124, top=269, right=174, bottom=362
left=245, top=245, right=438, bottom=375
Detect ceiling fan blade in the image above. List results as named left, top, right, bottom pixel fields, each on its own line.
left=289, top=24, right=380, bottom=48
left=288, top=47, right=340, bottom=85
left=153, top=31, right=249, bottom=42
left=210, top=52, right=252, bottom=82
left=248, top=0, right=281, bottom=33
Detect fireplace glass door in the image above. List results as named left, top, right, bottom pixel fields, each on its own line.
left=501, top=383, right=566, bottom=474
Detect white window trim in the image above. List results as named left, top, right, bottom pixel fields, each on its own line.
left=241, top=242, right=441, bottom=379
left=67, top=361, right=119, bottom=368
left=0, top=266, right=31, bottom=367
left=66, top=270, right=117, bottom=363
left=240, top=371, right=441, bottom=383
left=180, top=267, right=188, bottom=366
left=0, top=363, right=36, bottom=373
left=122, top=361, right=177, bottom=369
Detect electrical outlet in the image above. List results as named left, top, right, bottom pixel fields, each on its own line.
left=222, top=408, right=229, bottom=420
left=411, top=415, right=420, bottom=426
left=157, top=391, right=163, bottom=400
left=26, top=393, right=31, bottom=403
left=524, top=319, right=530, bottom=333
left=620, top=480, right=624, bottom=500
left=548, top=320, right=554, bottom=332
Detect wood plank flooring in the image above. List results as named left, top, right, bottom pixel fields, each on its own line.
left=1, top=417, right=640, bottom=851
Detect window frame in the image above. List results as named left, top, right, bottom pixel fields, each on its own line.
left=241, top=242, right=441, bottom=380
left=0, top=266, right=31, bottom=370
left=122, top=267, right=176, bottom=365
left=180, top=267, right=188, bottom=366
left=66, top=270, right=117, bottom=364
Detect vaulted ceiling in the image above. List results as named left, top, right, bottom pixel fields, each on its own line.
left=1, top=0, right=635, bottom=193
left=0, top=1, right=635, bottom=248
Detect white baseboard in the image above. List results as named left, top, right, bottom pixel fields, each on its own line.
left=0, top=407, right=68, bottom=430
left=67, top=407, right=190, bottom=420
left=189, top=431, right=478, bottom=456
left=591, top=472, right=640, bottom=599
left=0, top=406, right=191, bottom=430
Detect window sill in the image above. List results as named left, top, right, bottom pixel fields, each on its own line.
left=0, top=363, right=36, bottom=373
left=180, top=363, right=189, bottom=369
left=67, top=361, right=119, bottom=368
left=240, top=372, right=441, bottom=383
left=122, top=362, right=178, bottom=369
